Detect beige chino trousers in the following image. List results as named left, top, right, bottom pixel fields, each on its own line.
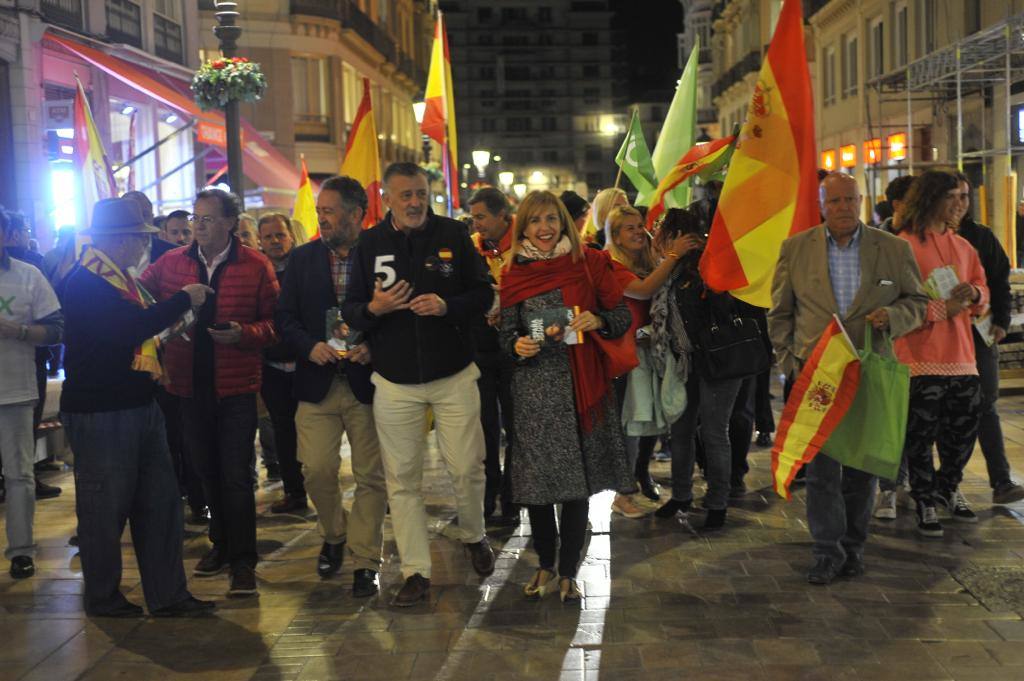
left=371, top=363, right=486, bottom=579
left=296, top=376, right=387, bottom=571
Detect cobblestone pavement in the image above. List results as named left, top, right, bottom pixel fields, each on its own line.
left=6, top=390, right=1024, bottom=680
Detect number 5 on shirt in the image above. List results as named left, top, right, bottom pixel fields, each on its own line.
left=374, top=255, right=397, bottom=288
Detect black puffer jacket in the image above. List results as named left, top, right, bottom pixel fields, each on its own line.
left=958, top=217, right=1011, bottom=331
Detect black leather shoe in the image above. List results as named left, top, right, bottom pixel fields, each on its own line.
left=151, top=596, right=217, bottom=618
left=193, top=546, right=228, bottom=577
left=9, top=555, right=34, bottom=579
left=228, top=565, right=258, bottom=597
left=703, top=508, right=727, bottom=531
left=88, top=601, right=144, bottom=618
left=467, top=537, right=496, bottom=576
left=317, top=541, right=345, bottom=578
left=807, top=557, right=839, bottom=586
left=755, top=431, right=773, bottom=447
left=270, top=495, right=308, bottom=514
left=392, top=573, right=430, bottom=607
left=638, top=476, right=661, bottom=502
left=655, top=498, right=691, bottom=519
left=352, top=569, right=379, bottom=598
left=35, top=480, right=62, bottom=499
left=839, top=553, right=865, bottom=578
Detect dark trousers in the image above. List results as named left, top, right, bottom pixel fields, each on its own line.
left=904, top=375, right=982, bottom=502
left=154, top=388, right=206, bottom=512
left=974, top=333, right=1013, bottom=489
left=476, top=351, right=515, bottom=507
left=62, top=403, right=190, bottom=613
left=806, top=452, right=876, bottom=564
left=729, top=376, right=756, bottom=487
left=754, top=368, right=776, bottom=434
left=182, top=392, right=258, bottom=568
left=527, top=499, right=589, bottom=577
left=261, top=365, right=304, bottom=499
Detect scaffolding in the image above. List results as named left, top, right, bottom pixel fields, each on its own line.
left=865, top=10, right=1024, bottom=247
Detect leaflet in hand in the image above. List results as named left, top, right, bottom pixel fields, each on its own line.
left=973, top=311, right=996, bottom=347
left=923, top=265, right=959, bottom=300
left=525, top=306, right=583, bottom=345
left=326, top=307, right=363, bottom=357
left=158, top=309, right=196, bottom=344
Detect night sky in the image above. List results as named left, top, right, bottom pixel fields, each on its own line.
left=612, top=0, right=685, bottom=103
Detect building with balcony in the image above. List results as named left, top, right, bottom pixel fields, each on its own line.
left=199, top=0, right=434, bottom=189
left=679, top=0, right=718, bottom=138
left=438, top=0, right=627, bottom=198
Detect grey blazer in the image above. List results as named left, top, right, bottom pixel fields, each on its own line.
left=768, top=223, right=928, bottom=377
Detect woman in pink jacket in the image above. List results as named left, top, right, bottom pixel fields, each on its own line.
left=893, top=170, right=988, bottom=539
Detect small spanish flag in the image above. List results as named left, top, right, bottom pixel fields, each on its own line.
left=771, top=316, right=861, bottom=499
left=438, top=248, right=453, bottom=261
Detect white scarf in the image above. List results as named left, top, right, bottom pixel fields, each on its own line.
left=518, top=234, right=573, bottom=261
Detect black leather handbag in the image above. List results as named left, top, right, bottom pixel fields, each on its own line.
left=692, top=311, right=770, bottom=382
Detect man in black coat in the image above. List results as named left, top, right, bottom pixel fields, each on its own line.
left=276, top=176, right=387, bottom=597
left=952, top=174, right=1024, bottom=505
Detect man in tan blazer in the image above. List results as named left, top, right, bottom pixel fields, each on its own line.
left=769, top=172, right=928, bottom=585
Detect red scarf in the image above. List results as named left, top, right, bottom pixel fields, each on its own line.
left=502, top=248, right=624, bottom=431
left=473, top=221, right=514, bottom=259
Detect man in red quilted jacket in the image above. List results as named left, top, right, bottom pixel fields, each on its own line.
left=140, top=188, right=279, bottom=598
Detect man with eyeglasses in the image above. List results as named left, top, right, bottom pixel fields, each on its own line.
left=276, top=176, right=388, bottom=597
left=140, top=188, right=279, bottom=598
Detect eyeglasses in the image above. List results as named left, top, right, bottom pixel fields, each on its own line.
left=188, top=214, right=220, bottom=227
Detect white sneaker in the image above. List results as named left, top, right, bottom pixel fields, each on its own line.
left=874, top=490, right=897, bottom=520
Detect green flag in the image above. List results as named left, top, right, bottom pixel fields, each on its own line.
left=640, top=38, right=699, bottom=208
left=614, top=108, right=657, bottom=198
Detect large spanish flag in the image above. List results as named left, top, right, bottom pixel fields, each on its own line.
left=340, top=78, right=383, bottom=228
left=771, top=316, right=861, bottom=499
left=645, top=135, right=736, bottom=231
left=699, top=0, right=819, bottom=308
left=73, top=76, right=117, bottom=222
left=421, top=11, right=459, bottom=214
left=291, top=155, right=318, bottom=243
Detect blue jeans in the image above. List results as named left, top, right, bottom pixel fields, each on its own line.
left=181, top=392, right=258, bottom=568
left=669, top=375, right=742, bottom=511
left=806, top=452, right=876, bottom=564
left=62, top=403, right=191, bottom=613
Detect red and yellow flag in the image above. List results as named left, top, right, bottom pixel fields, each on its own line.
left=699, top=0, right=819, bottom=308
left=340, top=78, right=383, bottom=228
left=645, top=135, right=736, bottom=231
left=73, top=77, right=117, bottom=222
left=771, top=317, right=861, bottom=499
left=421, top=11, right=459, bottom=214
left=292, top=155, right=318, bottom=243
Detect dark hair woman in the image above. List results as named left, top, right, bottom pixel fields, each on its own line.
left=892, top=170, right=989, bottom=537
left=500, top=190, right=634, bottom=602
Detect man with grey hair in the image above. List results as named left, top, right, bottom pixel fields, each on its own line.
left=769, top=172, right=927, bottom=586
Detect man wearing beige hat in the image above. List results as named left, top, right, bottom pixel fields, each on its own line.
left=60, top=197, right=216, bottom=618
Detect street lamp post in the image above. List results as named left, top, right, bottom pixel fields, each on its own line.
left=411, top=101, right=431, bottom=163
left=214, top=1, right=244, bottom=208
left=471, top=149, right=491, bottom=181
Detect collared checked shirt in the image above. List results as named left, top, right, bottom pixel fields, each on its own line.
left=328, top=249, right=352, bottom=305
left=825, top=224, right=862, bottom=317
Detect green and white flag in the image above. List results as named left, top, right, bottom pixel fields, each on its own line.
left=615, top=108, right=657, bottom=199
left=640, top=38, right=699, bottom=208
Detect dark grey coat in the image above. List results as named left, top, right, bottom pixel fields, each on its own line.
left=500, top=287, right=633, bottom=505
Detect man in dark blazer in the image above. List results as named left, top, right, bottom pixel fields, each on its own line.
left=276, top=175, right=387, bottom=598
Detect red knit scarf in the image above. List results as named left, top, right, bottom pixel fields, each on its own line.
left=501, top=248, right=623, bottom=431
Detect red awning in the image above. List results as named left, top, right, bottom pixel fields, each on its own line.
left=45, top=33, right=300, bottom=194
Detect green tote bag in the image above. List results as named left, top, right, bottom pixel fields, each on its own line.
left=822, top=330, right=909, bottom=481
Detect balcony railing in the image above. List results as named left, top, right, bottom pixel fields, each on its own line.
left=41, top=0, right=84, bottom=30
left=288, top=0, right=396, bottom=63
left=288, top=0, right=336, bottom=20
left=294, top=114, right=331, bottom=142
left=711, top=49, right=761, bottom=100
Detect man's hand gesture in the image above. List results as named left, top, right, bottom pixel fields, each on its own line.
left=368, top=279, right=413, bottom=316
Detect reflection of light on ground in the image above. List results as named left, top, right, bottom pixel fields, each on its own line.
left=562, top=489, right=615, bottom=677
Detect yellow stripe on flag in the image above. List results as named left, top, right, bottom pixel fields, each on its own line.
left=291, top=155, right=318, bottom=243
left=771, top=317, right=861, bottom=499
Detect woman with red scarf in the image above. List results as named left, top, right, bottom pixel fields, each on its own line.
left=500, top=191, right=633, bottom=602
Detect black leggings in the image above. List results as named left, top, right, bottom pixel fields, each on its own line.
left=527, top=499, right=589, bottom=577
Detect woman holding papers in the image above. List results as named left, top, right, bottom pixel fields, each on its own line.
left=892, top=170, right=989, bottom=538
left=500, top=191, right=633, bottom=602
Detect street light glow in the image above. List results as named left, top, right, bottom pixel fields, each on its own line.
left=412, top=100, right=426, bottom=124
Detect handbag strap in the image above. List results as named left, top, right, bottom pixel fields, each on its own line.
left=862, top=328, right=895, bottom=355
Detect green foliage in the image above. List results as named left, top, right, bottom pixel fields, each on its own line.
left=190, top=57, right=268, bottom=111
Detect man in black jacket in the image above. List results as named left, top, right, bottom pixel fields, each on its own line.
left=343, top=163, right=496, bottom=606
left=952, top=174, right=1024, bottom=505
left=277, top=176, right=387, bottom=597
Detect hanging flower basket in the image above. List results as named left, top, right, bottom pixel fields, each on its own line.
left=190, top=57, right=267, bottom=111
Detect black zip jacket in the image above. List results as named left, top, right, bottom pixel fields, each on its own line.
left=958, top=217, right=1011, bottom=331
left=342, top=210, right=493, bottom=385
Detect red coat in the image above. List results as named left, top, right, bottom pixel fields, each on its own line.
left=139, top=239, right=279, bottom=399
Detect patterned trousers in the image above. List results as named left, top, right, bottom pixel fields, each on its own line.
left=903, top=375, right=982, bottom=503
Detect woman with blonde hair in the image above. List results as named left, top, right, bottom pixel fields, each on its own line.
left=583, top=188, right=628, bottom=245
left=604, top=206, right=701, bottom=518
left=500, top=190, right=634, bottom=602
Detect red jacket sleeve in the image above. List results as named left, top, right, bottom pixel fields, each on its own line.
left=138, top=257, right=166, bottom=301
left=238, top=258, right=280, bottom=350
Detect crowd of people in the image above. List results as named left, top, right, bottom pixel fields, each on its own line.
left=1, top=162, right=1023, bottom=616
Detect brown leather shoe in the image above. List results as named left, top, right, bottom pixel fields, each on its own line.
left=391, top=573, right=430, bottom=607
left=466, top=537, right=496, bottom=576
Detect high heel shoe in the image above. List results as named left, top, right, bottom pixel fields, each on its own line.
left=559, top=577, right=581, bottom=603
left=654, top=497, right=691, bottom=519
left=524, top=568, right=555, bottom=600
left=638, top=476, right=661, bottom=502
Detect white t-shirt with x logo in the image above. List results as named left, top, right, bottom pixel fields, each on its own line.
left=0, top=257, right=60, bottom=406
